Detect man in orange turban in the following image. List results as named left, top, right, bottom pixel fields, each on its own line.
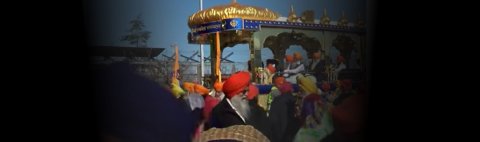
left=194, top=84, right=210, bottom=96
left=213, top=81, right=223, bottom=92
left=183, top=82, right=195, bottom=94
left=285, top=55, right=294, bottom=63
left=284, top=52, right=305, bottom=83
left=212, top=81, right=225, bottom=100
left=209, top=71, right=253, bottom=129
left=183, top=83, right=205, bottom=111
left=284, top=55, right=294, bottom=73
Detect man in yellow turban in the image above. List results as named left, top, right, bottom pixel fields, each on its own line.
left=170, top=82, right=185, bottom=98
left=297, top=74, right=319, bottom=95
left=295, top=75, right=330, bottom=142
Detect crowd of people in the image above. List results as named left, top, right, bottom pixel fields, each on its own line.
left=93, top=50, right=367, bottom=142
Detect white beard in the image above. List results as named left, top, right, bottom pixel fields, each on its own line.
left=230, top=95, right=251, bottom=120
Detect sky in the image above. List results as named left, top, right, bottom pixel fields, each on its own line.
left=84, top=0, right=366, bottom=63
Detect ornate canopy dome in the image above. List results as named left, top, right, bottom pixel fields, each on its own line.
left=188, top=1, right=280, bottom=28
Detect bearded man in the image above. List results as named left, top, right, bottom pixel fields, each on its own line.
left=209, top=71, right=255, bottom=128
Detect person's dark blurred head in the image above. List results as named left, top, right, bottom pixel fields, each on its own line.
left=93, top=62, right=196, bottom=142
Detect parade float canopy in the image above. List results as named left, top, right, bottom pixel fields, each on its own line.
left=188, top=1, right=280, bottom=28
left=187, top=2, right=364, bottom=44
left=186, top=1, right=367, bottom=85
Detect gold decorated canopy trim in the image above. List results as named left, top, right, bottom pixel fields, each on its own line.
left=188, top=2, right=280, bottom=28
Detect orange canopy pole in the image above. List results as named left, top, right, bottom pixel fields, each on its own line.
left=215, top=32, right=221, bottom=82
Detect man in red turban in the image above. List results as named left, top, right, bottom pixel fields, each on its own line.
left=208, top=72, right=273, bottom=139
left=209, top=71, right=253, bottom=128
